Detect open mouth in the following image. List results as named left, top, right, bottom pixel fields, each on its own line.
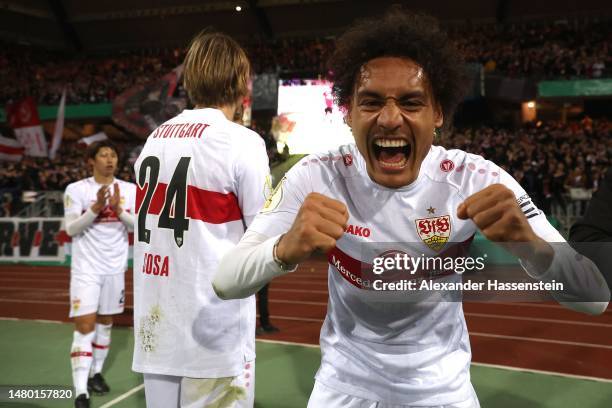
left=372, top=138, right=411, bottom=169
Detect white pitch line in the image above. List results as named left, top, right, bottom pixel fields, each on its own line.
left=273, top=280, right=329, bottom=286
left=266, top=315, right=612, bottom=349
left=470, top=332, right=612, bottom=350
left=99, top=383, right=145, bottom=408
left=269, top=299, right=612, bottom=328
left=473, top=301, right=612, bottom=314
left=0, top=297, right=135, bottom=310
left=3, top=307, right=610, bottom=348
left=270, top=288, right=329, bottom=294
left=0, top=287, right=136, bottom=295
left=0, top=278, right=69, bottom=283
left=33, top=318, right=64, bottom=324
left=471, top=362, right=612, bottom=384
left=271, top=299, right=327, bottom=306
left=257, top=338, right=319, bottom=349
left=0, top=286, right=69, bottom=292
left=0, top=298, right=67, bottom=305
left=256, top=338, right=612, bottom=383
left=267, top=315, right=325, bottom=323
left=464, top=312, right=612, bottom=328
left=0, top=316, right=64, bottom=324
left=1, top=316, right=611, bottom=383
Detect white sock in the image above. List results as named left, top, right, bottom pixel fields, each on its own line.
left=71, top=330, right=95, bottom=397
left=90, top=323, right=112, bottom=376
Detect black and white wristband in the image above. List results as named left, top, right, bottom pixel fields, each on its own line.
left=272, top=234, right=298, bottom=272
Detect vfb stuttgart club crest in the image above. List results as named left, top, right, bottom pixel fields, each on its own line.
left=415, top=215, right=451, bottom=251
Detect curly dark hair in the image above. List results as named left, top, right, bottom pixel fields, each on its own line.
left=327, top=8, right=469, bottom=130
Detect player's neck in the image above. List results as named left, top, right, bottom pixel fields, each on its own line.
left=93, top=172, right=114, bottom=185
left=195, top=103, right=240, bottom=122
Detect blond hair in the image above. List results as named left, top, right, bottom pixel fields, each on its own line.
left=183, top=30, right=250, bottom=107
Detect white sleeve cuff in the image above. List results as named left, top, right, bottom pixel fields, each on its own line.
left=119, top=210, right=135, bottom=230
left=65, top=208, right=98, bottom=236
left=520, top=244, right=610, bottom=315
left=213, top=231, right=298, bottom=300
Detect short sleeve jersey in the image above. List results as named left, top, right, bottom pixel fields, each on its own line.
left=64, top=177, right=136, bottom=276
left=132, top=108, right=270, bottom=378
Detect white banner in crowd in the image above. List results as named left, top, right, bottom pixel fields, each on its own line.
left=78, top=132, right=108, bottom=145
left=0, top=217, right=134, bottom=263
left=49, top=88, right=67, bottom=160
left=14, top=126, right=48, bottom=157
left=0, top=217, right=67, bottom=262
left=0, top=134, right=25, bottom=162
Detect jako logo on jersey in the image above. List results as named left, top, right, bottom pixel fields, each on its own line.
left=343, top=153, right=353, bottom=167
left=415, top=215, right=451, bottom=252
left=345, top=224, right=371, bottom=237
left=440, top=159, right=455, bottom=172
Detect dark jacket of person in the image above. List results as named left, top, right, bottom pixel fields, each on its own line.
left=570, top=167, right=612, bottom=291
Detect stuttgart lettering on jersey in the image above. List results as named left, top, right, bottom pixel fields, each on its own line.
left=151, top=123, right=210, bottom=139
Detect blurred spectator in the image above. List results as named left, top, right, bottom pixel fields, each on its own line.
left=438, top=118, right=611, bottom=214
left=2, top=18, right=610, bottom=106
left=0, top=140, right=138, bottom=216
left=1, top=119, right=610, bottom=217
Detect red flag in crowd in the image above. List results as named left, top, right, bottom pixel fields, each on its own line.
left=5, top=97, right=48, bottom=157
left=112, top=65, right=186, bottom=137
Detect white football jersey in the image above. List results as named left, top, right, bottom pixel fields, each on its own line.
left=248, top=143, right=564, bottom=405
left=64, top=177, right=136, bottom=276
left=132, top=108, right=270, bottom=378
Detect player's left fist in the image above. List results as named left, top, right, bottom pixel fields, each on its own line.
left=456, top=184, right=537, bottom=243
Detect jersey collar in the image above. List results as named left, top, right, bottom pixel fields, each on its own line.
left=179, top=108, right=226, bottom=121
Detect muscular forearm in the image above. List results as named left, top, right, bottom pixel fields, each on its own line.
left=213, top=231, right=296, bottom=299
left=520, top=242, right=610, bottom=315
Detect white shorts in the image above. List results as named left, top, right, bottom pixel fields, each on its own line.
left=143, top=361, right=255, bottom=408
left=69, top=273, right=125, bottom=318
left=307, top=381, right=480, bottom=408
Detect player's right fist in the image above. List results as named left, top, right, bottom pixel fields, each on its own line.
left=275, top=193, right=349, bottom=265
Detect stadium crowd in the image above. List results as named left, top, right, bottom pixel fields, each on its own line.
left=0, top=141, right=137, bottom=216
left=1, top=19, right=610, bottom=105
left=452, top=20, right=610, bottom=79
left=1, top=119, right=609, bottom=217
left=440, top=118, right=611, bottom=214
left=0, top=45, right=184, bottom=105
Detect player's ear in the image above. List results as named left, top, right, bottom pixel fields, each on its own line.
left=433, top=102, right=443, bottom=129
left=344, top=102, right=353, bottom=128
